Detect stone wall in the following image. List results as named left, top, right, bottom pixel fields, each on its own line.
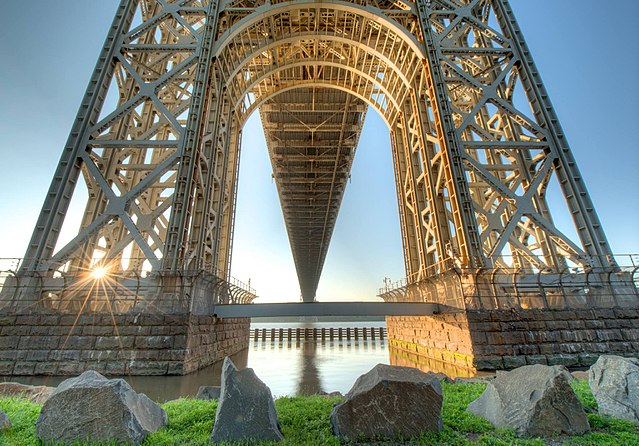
left=387, top=307, right=639, bottom=374
left=387, top=314, right=476, bottom=376
left=0, top=312, right=249, bottom=376
left=184, top=316, right=250, bottom=374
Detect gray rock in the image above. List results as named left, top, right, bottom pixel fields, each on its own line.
left=196, top=386, right=221, bottom=400
left=589, top=355, right=639, bottom=423
left=210, top=357, right=283, bottom=442
left=318, top=390, right=343, bottom=398
left=454, top=375, right=495, bottom=384
left=0, top=382, right=55, bottom=404
left=0, top=410, right=10, bottom=431
left=432, top=372, right=454, bottom=383
left=330, top=363, right=443, bottom=441
left=468, top=364, right=589, bottom=437
left=35, top=370, right=167, bottom=445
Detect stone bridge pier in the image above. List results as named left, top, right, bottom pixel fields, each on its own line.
left=383, top=268, right=639, bottom=377
left=0, top=272, right=252, bottom=376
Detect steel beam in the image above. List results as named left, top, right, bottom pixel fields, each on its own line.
left=213, top=302, right=440, bottom=318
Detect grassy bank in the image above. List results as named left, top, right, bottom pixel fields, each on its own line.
left=1, top=381, right=637, bottom=445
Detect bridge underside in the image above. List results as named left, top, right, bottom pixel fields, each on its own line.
left=261, top=89, right=366, bottom=302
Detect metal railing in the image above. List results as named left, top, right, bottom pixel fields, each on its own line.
left=0, top=258, right=257, bottom=315
left=378, top=254, right=639, bottom=311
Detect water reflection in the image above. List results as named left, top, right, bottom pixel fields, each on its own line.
left=247, top=338, right=388, bottom=397
left=126, top=348, right=248, bottom=401
left=388, top=345, right=484, bottom=379
left=297, top=341, right=321, bottom=395
left=0, top=348, right=248, bottom=402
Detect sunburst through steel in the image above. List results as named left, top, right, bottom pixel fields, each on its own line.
left=18, top=0, right=617, bottom=304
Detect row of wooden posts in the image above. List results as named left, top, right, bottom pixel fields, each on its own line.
left=252, top=327, right=386, bottom=342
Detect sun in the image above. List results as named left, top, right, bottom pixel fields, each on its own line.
left=89, top=265, right=110, bottom=280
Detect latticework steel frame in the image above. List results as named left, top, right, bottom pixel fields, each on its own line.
left=20, top=0, right=614, bottom=304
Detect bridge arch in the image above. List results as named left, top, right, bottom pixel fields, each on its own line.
left=196, top=2, right=455, bottom=298
left=213, top=1, right=427, bottom=128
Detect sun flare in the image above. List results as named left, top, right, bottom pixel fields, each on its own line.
left=89, top=265, right=109, bottom=280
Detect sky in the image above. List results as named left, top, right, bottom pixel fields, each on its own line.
left=0, top=1, right=637, bottom=303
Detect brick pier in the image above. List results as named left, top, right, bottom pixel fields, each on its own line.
left=0, top=311, right=249, bottom=376
left=387, top=308, right=639, bottom=375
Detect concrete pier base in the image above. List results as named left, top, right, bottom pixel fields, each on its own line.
left=386, top=308, right=639, bottom=374
left=0, top=311, right=249, bottom=376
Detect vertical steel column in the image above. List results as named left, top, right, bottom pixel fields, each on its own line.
left=22, top=0, right=137, bottom=272
left=417, top=1, right=485, bottom=269
left=164, top=1, right=222, bottom=271
left=491, top=0, right=614, bottom=268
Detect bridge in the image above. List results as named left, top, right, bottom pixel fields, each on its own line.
left=213, top=302, right=439, bottom=318
left=0, top=0, right=637, bottom=377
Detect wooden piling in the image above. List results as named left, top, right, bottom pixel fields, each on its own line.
left=251, top=326, right=386, bottom=342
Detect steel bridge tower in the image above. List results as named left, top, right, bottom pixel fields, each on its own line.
left=18, top=0, right=616, bottom=298
left=2, top=0, right=636, bottom=376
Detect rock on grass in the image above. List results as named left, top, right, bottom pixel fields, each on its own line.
left=0, top=410, right=10, bottom=431
left=210, top=357, right=283, bottom=442
left=35, top=370, right=167, bottom=445
left=589, top=355, right=639, bottom=423
left=330, top=363, right=443, bottom=441
left=468, top=364, right=589, bottom=437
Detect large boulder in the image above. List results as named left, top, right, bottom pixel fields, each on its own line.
left=210, top=357, right=283, bottom=442
left=468, top=364, right=589, bottom=437
left=0, top=382, right=55, bottom=404
left=589, top=355, right=639, bottom=423
left=35, top=370, right=167, bottom=445
left=196, top=385, right=221, bottom=401
left=330, top=363, right=442, bottom=441
left=0, top=410, right=10, bottom=431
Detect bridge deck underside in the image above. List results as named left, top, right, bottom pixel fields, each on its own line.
left=260, top=88, right=366, bottom=301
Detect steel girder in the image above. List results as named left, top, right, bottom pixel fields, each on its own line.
left=261, top=89, right=366, bottom=301
left=21, top=0, right=613, bottom=304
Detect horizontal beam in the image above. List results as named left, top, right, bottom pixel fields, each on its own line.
left=212, top=302, right=441, bottom=318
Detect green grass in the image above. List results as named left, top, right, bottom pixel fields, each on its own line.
left=0, top=398, right=39, bottom=446
left=1, top=381, right=637, bottom=445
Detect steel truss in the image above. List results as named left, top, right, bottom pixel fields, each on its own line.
left=19, top=0, right=613, bottom=304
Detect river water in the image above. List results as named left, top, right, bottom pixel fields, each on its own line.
left=1, top=321, right=418, bottom=402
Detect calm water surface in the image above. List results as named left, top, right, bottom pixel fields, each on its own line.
left=3, top=322, right=390, bottom=402
left=247, top=328, right=389, bottom=397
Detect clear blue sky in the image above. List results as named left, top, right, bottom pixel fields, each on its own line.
left=0, top=1, right=637, bottom=302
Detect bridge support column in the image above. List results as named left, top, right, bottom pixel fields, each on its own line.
left=0, top=311, right=249, bottom=376
left=0, top=273, right=251, bottom=376
left=384, top=268, right=639, bottom=376
left=0, top=310, right=249, bottom=376
left=386, top=308, right=639, bottom=376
